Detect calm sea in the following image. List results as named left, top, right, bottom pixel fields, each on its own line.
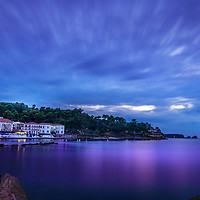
left=0, top=139, right=200, bottom=200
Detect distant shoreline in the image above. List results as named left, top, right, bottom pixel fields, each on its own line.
left=0, top=137, right=166, bottom=148
left=0, top=135, right=166, bottom=142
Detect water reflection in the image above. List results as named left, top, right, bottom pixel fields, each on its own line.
left=0, top=139, right=200, bottom=200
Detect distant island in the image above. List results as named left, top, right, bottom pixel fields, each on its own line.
left=0, top=102, right=164, bottom=140
left=164, top=134, right=198, bottom=139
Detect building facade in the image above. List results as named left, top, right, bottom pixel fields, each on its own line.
left=13, top=122, right=25, bottom=131
left=0, top=117, right=65, bottom=136
left=23, top=122, right=40, bottom=137
left=39, top=123, right=65, bottom=135
left=53, top=124, right=65, bottom=135
left=0, top=118, right=13, bottom=132
left=39, top=123, right=53, bottom=134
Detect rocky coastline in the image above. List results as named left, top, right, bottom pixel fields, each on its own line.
left=0, top=173, right=28, bottom=200
left=59, top=134, right=166, bottom=141
left=189, top=195, right=200, bottom=200
left=0, top=141, right=58, bottom=147
left=0, top=135, right=166, bottom=148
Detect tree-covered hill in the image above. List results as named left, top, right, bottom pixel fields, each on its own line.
left=0, top=102, right=159, bottom=135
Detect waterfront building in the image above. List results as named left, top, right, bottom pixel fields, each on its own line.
left=0, top=117, right=13, bottom=132
left=53, top=124, right=65, bottom=135
left=0, top=117, right=65, bottom=136
left=23, top=122, right=40, bottom=137
left=13, top=122, right=25, bottom=131
left=39, top=123, right=65, bottom=135
left=39, top=123, right=54, bottom=134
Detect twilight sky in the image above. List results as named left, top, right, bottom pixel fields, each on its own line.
left=0, top=0, right=200, bottom=135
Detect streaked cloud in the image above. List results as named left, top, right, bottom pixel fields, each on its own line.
left=175, top=64, right=200, bottom=77
left=0, top=0, right=200, bottom=134
left=169, top=46, right=185, bottom=57
left=169, top=97, right=194, bottom=110
left=119, top=105, right=156, bottom=111
left=67, top=104, right=156, bottom=113
left=170, top=104, right=186, bottom=110
left=68, top=105, right=106, bottom=111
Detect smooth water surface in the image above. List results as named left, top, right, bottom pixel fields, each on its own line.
left=0, top=139, right=200, bottom=200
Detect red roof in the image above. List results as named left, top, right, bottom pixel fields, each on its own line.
left=53, top=124, right=64, bottom=126
left=39, top=123, right=63, bottom=126
left=25, top=122, right=38, bottom=125
left=39, top=123, right=53, bottom=125
left=0, top=118, right=12, bottom=123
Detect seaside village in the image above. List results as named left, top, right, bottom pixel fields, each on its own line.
left=0, top=117, right=65, bottom=138
left=0, top=116, right=164, bottom=140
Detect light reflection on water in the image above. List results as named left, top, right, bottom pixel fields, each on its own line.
left=0, top=139, right=200, bottom=200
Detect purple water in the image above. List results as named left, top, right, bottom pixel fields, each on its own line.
left=0, top=139, right=200, bottom=200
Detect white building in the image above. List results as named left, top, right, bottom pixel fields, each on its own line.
left=23, top=122, right=40, bottom=137
left=0, top=118, right=13, bottom=132
left=39, top=123, right=53, bottom=134
left=39, top=123, right=65, bottom=135
left=13, top=122, right=24, bottom=131
left=53, top=124, right=65, bottom=135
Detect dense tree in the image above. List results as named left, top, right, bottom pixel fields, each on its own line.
left=0, top=102, right=158, bottom=135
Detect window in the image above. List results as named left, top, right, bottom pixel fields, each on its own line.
left=47, top=130, right=49, bottom=133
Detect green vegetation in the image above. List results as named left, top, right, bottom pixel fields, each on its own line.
left=0, top=102, right=157, bottom=135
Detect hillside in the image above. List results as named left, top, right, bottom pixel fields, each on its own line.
left=0, top=102, right=160, bottom=136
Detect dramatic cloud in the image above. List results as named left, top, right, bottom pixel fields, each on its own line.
left=68, top=104, right=156, bottom=112
left=0, top=0, right=200, bottom=134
